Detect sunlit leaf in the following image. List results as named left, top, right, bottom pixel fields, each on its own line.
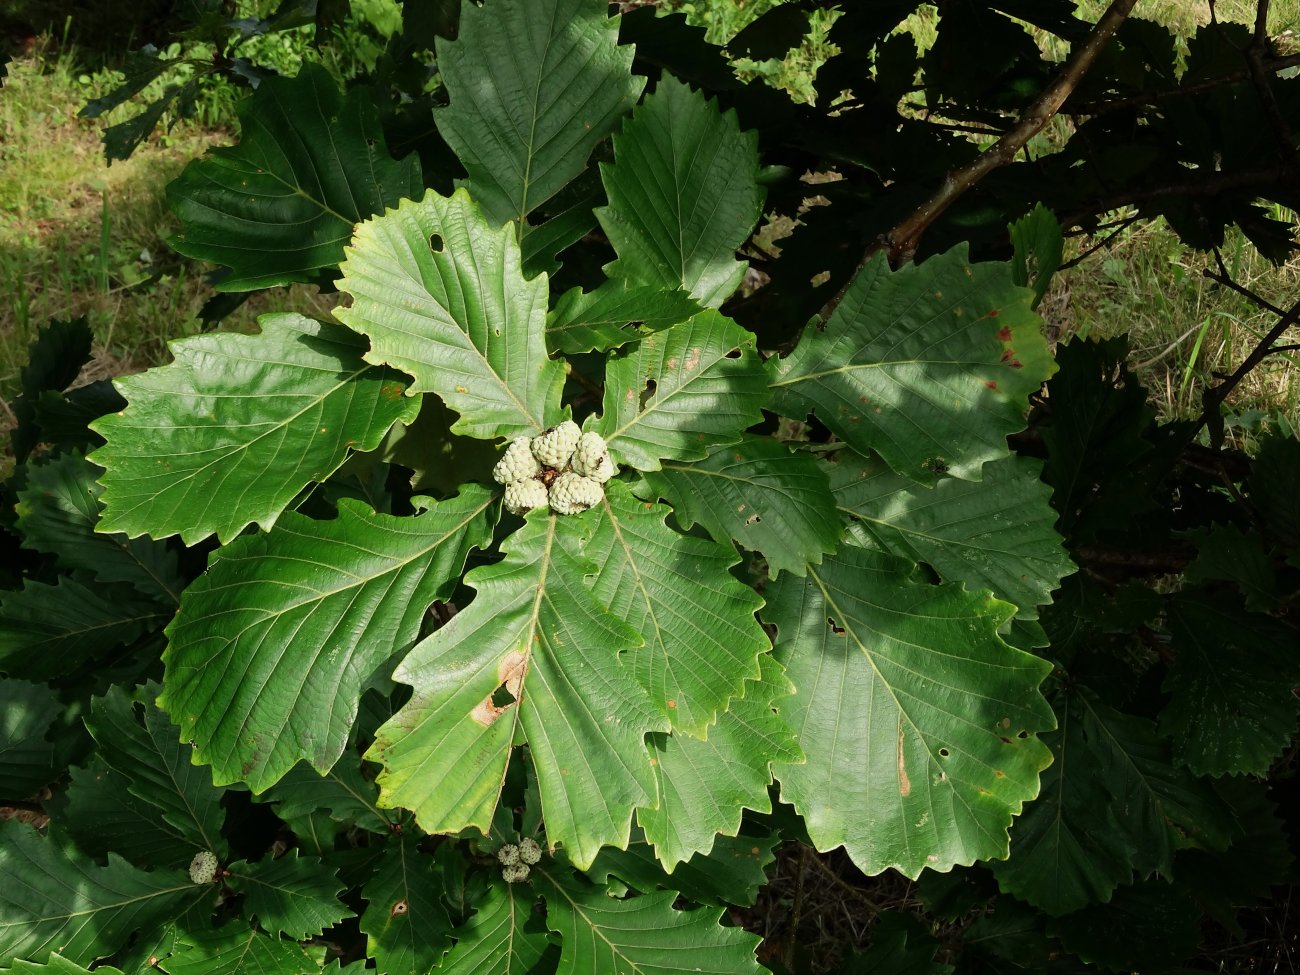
left=89, top=313, right=418, bottom=544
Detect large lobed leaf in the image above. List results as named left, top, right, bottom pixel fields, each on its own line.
left=546, top=282, right=702, bottom=356
left=0, top=578, right=165, bottom=681
left=637, top=435, right=842, bottom=578
left=160, top=488, right=494, bottom=793
left=591, top=311, right=768, bottom=472
left=224, top=853, right=351, bottom=940
left=0, top=680, right=61, bottom=800
left=167, top=64, right=421, bottom=291
left=89, top=313, right=418, bottom=545
left=335, top=189, right=566, bottom=441
left=765, top=545, right=1055, bottom=877
left=576, top=481, right=770, bottom=736
left=830, top=450, right=1073, bottom=619
left=359, top=837, right=452, bottom=975
left=15, top=451, right=181, bottom=605
left=84, top=685, right=227, bottom=859
left=437, top=885, right=552, bottom=975
left=536, top=869, right=764, bottom=974
left=992, top=688, right=1234, bottom=916
left=597, top=76, right=765, bottom=307
left=0, top=820, right=206, bottom=968
left=769, top=246, right=1054, bottom=484
left=367, top=512, right=669, bottom=870
left=639, top=654, right=802, bottom=871
left=435, top=0, right=643, bottom=228
left=1160, top=593, right=1300, bottom=777
left=159, top=925, right=320, bottom=975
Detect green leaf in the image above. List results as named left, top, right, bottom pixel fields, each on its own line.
left=546, top=283, right=702, bottom=355
left=588, top=831, right=779, bottom=907
left=1008, top=203, right=1063, bottom=309
left=1, top=956, right=122, bottom=975
left=591, top=311, right=768, bottom=472
left=0, top=680, right=61, bottom=800
left=435, top=0, right=643, bottom=228
left=438, top=884, right=552, bottom=975
left=358, top=836, right=453, bottom=975
left=0, top=578, right=165, bottom=680
left=84, top=685, right=227, bottom=858
left=1184, top=524, right=1278, bottom=612
left=256, top=756, right=394, bottom=835
left=10, top=318, right=93, bottom=462
left=368, top=512, right=668, bottom=870
left=167, top=64, right=421, bottom=291
left=536, top=869, right=764, bottom=974
left=1052, top=879, right=1201, bottom=972
left=0, top=820, right=204, bottom=967
left=161, top=925, right=319, bottom=975
left=335, top=189, right=566, bottom=441
left=576, top=481, right=769, bottom=736
left=225, top=853, right=351, bottom=939
left=829, top=451, right=1073, bottom=620
left=597, top=75, right=764, bottom=307
left=15, top=451, right=181, bottom=605
left=769, top=247, right=1054, bottom=484
left=992, top=688, right=1234, bottom=916
left=765, top=545, right=1055, bottom=877
left=160, top=488, right=493, bottom=792
left=1161, top=593, right=1300, bottom=776
left=637, top=435, right=842, bottom=577
left=89, top=313, right=418, bottom=545
left=59, top=758, right=197, bottom=870
left=639, top=654, right=801, bottom=870
left=1250, top=434, right=1300, bottom=545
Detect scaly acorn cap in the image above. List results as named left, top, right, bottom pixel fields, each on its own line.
left=504, top=478, right=549, bottom=515
left=571, top=431, right=616, bottom=483
left=530, top=420, right=581, bottom=468
left=493, top=438, right=541, bottom=485
left=549, top=471, right=604, bottom=515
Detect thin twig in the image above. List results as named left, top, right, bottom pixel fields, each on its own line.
left=1065, top=52, right=1300, bottom=116
left=1059, top=214, right=1141, bottom=270
left=1205, top=248, right=1290, bottom=316
left=1196, top=295, right=1300, bottom=445
left=869, top=0, right=1135, bottom=264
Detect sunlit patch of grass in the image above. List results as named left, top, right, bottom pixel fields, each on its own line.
left=0, top=43, right=331, bottom=404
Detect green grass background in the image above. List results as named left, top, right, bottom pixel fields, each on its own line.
left=0, top=0, right=1296, bottom=445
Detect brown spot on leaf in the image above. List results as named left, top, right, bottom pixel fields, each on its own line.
left=995, top=770, right=1005, bottom=778
left=827, top=617, right=845, bottom=635
left=391, top=899, right=409, bottom=917
left=667, top=699, right=677, bottom=709
left=684, top=347, right=702, bottom=371
left=984, top=380, right=998, bottom=390
left=897, top=725, right=911, bottom=797
left=996, top=325, right=1012, bottom=341
left=988, top=308, right=1000, bottom=318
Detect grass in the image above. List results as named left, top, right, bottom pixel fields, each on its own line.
left=0, top=40, right=333, bottom=409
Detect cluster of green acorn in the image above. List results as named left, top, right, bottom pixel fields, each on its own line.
left=496, top=837, right=543, bottom=883
left=492, top=420, right=617, bottom=516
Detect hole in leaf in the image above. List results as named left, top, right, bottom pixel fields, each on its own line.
left=429, top=233, right=444, bottom=253
left=390, top=898, right=409, bottom=917
left=827, top=617, right=845, bottom=635
left=639, top=379, right=657, bottom=410
left=724, top=348, right=742, bottom=359
left=938, top=747, right=950, bottom=758
left=1016, top=730, right=1028, bottom=739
